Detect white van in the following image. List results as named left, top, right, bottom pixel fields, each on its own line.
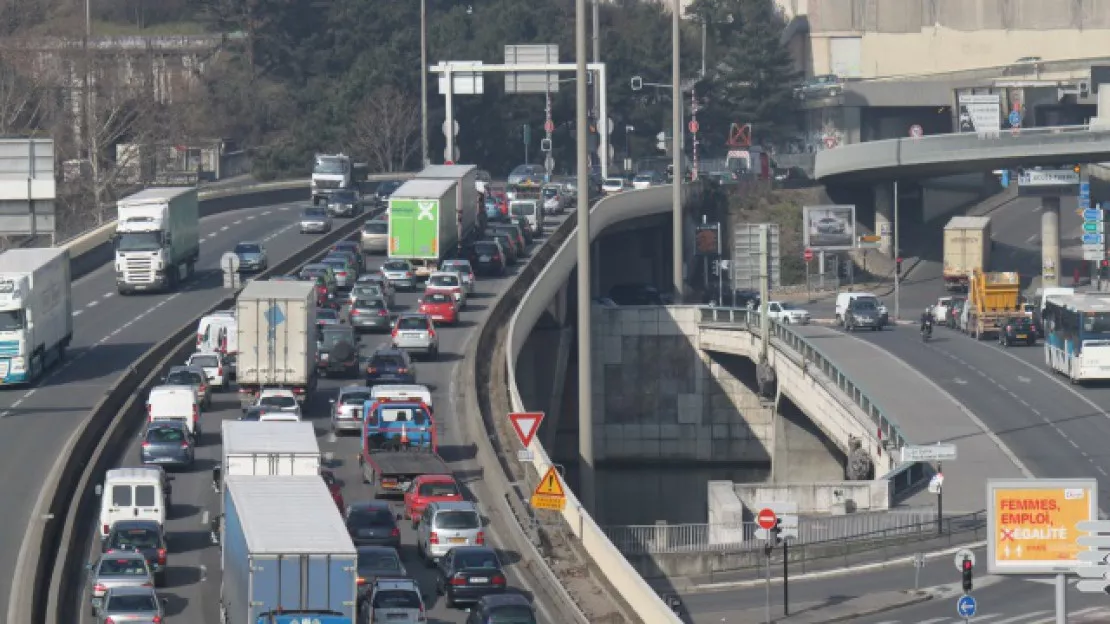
left=370, top=384, right=434, bottom=412
left=509, top=200, right=543, bottom=237
left=197, top=312, right=238, bottom=375
left=147, top=384, right=200, bottom=436
left=836, top=292, right=879, bottom=325
left=96, top=467, right=168, bottom=540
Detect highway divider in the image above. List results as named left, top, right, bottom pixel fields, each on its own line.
left=34, top=212, right=374, bottom=624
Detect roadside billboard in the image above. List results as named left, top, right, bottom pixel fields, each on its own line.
left=803, top=205, right=856, bottom=251
left=987, top=478, right=1098, bottom=575
left=957, top=93, right=1001, bottom=136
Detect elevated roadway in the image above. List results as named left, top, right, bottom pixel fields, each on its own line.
left=815, top=125, right=1110, bottom=183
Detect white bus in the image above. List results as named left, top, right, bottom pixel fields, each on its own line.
left=1043, top=294, right=1110, bottom=382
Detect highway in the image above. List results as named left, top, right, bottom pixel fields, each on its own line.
left=74, top=208, right=570, bottom=622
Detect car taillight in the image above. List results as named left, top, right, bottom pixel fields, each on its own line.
left=357, top=577, right=366, bottom=585
left=157, top=548, right=167, bottom=564
left=192, top=405, right=199, bottom=422
left=397, top=368, right=408, bottom=374
left=195, top=333, right=203, bottom=346
left=293, top=387, right=305, bottom=395
left=217, top=367, right=223, bottom=377
left=147, top=405, right=152, bottom=421
left=378, top=310, right=388, bottom=317
left=429, top=531, right=439, bottom=544
left=181, top=441, right=190, bottom=449
left=428, top=329, right=436, bottom=338
left=450, top=574, right=467, bottom=586
left=405, top=271, right=413, bottom=278
left=391, top=328, right=398, bottom=338
left=104, top=618, right=115, bottom=624
left=492, top=254, right=501, bottom=262
left=337, top=271, right=347, bottom=277
left=391, top=527, right=400, bottom=537
left=492, top=574, right=506, bottom=585
left=1006, top=325, right=1013, bottom=331
left=476, top=531, right=485, bottom=545
left=142, top=441, right=151, bottom=448
left=350, top=308, right=360, bottom=316
left=102, top=524, right=109, bottom=535
left=94, top=583, right=107, bottom=593
left=367, top=366, right=378, bottom=374
left=152, top=617, right=161, bottom=624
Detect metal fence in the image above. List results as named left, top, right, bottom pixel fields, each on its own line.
left=604, top=507, right=939, bottom=555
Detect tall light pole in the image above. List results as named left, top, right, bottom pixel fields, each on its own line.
left=420, top=0, right=429, bottom=167
left=575, top=0, right=595, bottom=514
left=671, top=0, right=684, bottom=302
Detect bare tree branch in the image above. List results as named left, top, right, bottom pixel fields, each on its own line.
left=0, top=49, right=55, bottom=135
left=348, top=86, right=421, bottom=173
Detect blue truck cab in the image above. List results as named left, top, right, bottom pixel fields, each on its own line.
left=258, top=612, right=352, bottom=624
left=361, top=400, right=436, bottom=452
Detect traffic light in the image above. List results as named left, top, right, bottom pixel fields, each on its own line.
left=764, top=519, right=783, bottom=555
left=961, top=557, right=973, bottom=593
left=896, top=257, right=903, bottom=277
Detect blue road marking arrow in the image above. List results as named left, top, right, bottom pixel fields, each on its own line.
left=957, top=594, right=977, bottom=618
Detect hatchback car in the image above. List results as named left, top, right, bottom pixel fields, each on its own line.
left=490, top=224, right=526, bottom=255
left=357, top=271, right=395, bottom=297
left=255, top=388, right=302, bottom=418
left=349, top=297, right=393, bottom=333
left=405, top=474, right=464, bottom=525
left=381, top=259, right=417, bottom=291
left=471, top=240, right=506, bottom=276
left=601, top=177, right=628, bottom=194
left=361, top=218, right=390, bottom=255
left=366, top=347, right=417, bottom=386
left=316, top=307, right=342, bottom=327
left=326, top=189, right=361, bottom=217
left=485, top=232, right=518, bottom=264
left=366, top=578, right=426, bottom=624
left=233, top=241, right=268, bottom=272
left=466, top=594, right=538, bottom=624
left=185, top=351, right=229, bottom=391
left=392, top=314, right=440, bottom=360
left=164, top=364, right=210, bottom=410
left=418, top=292, right=459, bottom=326
left=425, top=271, right=467, bottom=307
left=140, top=420, right=195, bottom=469
left=357, top=546, right=408, bottom=597
left=86, top=551, right=154, bottom=615
left=330, top=384, right=372, bottom=434
left=300, top=206, right=332, bottom=233
left=350, top=281, right=394, bottom=308
left=1000, top=316, right=1037, bottom=347
left=317, top=325, right=359, bottom=377
left=440, top=260, right=475, bottom=293
left=346, top=501, right=402, bottom=548
left=93, top=585, right=165, bottom=623
left=417, top=500, right=486, bottom=564
left=321, top=256, right=357, bottom=289
left=435, top=546, right=507, bottom=608
left=102, top=520, right=169, bottom=586
left=333, top=240, right=361, bottom=256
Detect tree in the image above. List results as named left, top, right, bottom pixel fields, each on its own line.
left=0, top=50, right=53, bottom=135
left=349, top=86, right=421, bottom=173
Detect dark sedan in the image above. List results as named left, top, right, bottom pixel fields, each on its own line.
left=435, top=545, right=507, bottom=608
left=356, top=546, right=408, bottom=597
left=1000, top=316, right=1037, bottom=347
left=102, top=520, right=169, bottom=586
left=471, top=241, right=506, bottom=276
left=139, top=420, right=194, bottom=469
left=365, top=348, right=416, bottom=386
left=345, top=501, right=401, bottom=548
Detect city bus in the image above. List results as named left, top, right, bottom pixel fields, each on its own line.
left=1042, top=293, right=1110, bottom=382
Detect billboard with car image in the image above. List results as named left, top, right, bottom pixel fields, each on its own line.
left=803, top=205, right=856, bottom=251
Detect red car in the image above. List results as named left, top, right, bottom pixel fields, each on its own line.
left=490, top=190, right=509, bottom=217
left=418, top=291, right=458, bottom=325
left=404, top=474, right=464, bottom=525
left=321, top=469, right=345, bottom=512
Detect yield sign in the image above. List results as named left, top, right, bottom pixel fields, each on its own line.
left=509, top=412, right=545, bottom=447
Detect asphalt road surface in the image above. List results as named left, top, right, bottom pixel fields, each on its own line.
left=76, top=210, right=570, bottom=622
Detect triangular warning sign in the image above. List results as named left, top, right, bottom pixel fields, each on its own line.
left=534, top=466, right=565, bottom=498
left=509, top=411, right=545, bottom=447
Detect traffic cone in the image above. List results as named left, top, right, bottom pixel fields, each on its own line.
left=400, top=423, right=410, bottom=447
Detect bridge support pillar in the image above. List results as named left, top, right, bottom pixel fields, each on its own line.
left=874, top=183, right=894, bottom=256
left=1041, top=196, right=1061, bottom=288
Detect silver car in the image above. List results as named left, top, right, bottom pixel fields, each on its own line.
left=440, top=260, right=475, bottom=293
left=381, top=259, right=417, bottom=291
left=320, top=256, right=355, bottom=289
left=93, top=585, right=166, bottom=623
left=86, top=551, right=154, bottom=616
left=417, top=500, right=486, bottom=563
left=350, top=282, right=393, bottom=308
left=368, top=578, right=426, bottom=623
left=391, top=313, right=439, bottom=360
left=330, top=384, right=371, bottom=434
left=233, top=241, right=268, bottom=272
left=361, top=218, right=389, bottom=254
left=300, top=207, right=332, bottom=233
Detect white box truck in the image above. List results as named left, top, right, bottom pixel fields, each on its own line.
left=415, top=164, right=482, bottom=240
left=217, top=421, right=321, bottom=492
left=236, top=280, right=317, bottom=407
left=387, top=179, right=459, bottom=282
left=943, top=216, right=992, bottom=292
left=219, top=476, right=358, bottom=624
left=114, top=187, right=200, bottom=294
left=0, top=248, right=73, bottom=385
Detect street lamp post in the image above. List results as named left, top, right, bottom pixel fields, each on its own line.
left=575, top=0, right=595, bottom=515
left=420, top=0, right=429, bottom=167
left=671, top=0, right=683, bottom=302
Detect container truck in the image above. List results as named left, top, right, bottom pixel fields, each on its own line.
left=0, top=248, right=73, bottom=385
left=387, top=179, right=461, bottom=281
left=943, top=216, right=992, bottom=292
left=358, top=399, right=448, bottom=496
left=960, top=269, right=1021, bottom=339
left=415, top=164, right=483, bottom=239
left=114, top=186, right=200, bottom=294
left=219, top=475, right=358, bottom=624
left=236, top=280, right=318, bottom=407
left=215, top=421, right=321, bottom=493
left=311, top=153, right=367, bottom=205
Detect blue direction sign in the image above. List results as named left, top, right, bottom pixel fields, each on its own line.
left=1081, top=197, right=1092, bottom=210
left=957, top=594, right=977, bottom=618
left=1083, top=233, right=1104, bottom=245
left=1081, top=182, right=1091, bottom=197
left=1085, top=208, right=1103, bottom=221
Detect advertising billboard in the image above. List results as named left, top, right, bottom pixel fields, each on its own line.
left=803, top=205, right=856, bottom=251
left=957, top=93, right=1001, bottom=136
left=694, top=222, right=721, bottom=257
left=987, top=478, right=1098, bottom=575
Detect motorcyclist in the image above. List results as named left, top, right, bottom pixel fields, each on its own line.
left=921, top=306, right=934, bottom=334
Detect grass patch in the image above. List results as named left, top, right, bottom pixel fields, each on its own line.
left=726, top=183, right=824, bottom=285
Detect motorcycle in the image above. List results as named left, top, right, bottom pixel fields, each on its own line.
left=921, top=322, right=933, bottom=342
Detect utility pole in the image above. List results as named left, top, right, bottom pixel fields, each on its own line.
left=420, top=0, right=429, bottom=167
left=575, top=0, right=595, bottom=515
left=671, top=0, right=683, bottom=302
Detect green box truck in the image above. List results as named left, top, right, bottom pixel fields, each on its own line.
left=387, top=178, right=459, bottom=280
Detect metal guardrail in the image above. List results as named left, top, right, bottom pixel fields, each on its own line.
left=698, top=306, right=911, bottom=453
left=604, top=507, right=937, bottom=555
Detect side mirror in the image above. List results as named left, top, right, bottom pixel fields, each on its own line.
left=94, top=484, right=103, bottom=497
left=211, top=465, right=222, bottom=491
left=85, top=562, right=93, bottom=570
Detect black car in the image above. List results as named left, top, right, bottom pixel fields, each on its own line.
left=139, top=420, right=195, bottom=469
left=490, top=225, right=526, bottom=254
left=327, top=189, right=361, bottom=217
left=375, top=180, right=404, bottom=205
left=317, top=325, right=359, bottom=377
left=102, top=520, right=169, bottom=586
left=845, top=299, right=883, bottom=332
left=515, top=216, right=534, bottom=244
left=1000, top=316, right=1037, bottom=347
left=356, top=546, right=408, bottom=597
left=436, top=546, right=507, bottom=608
left=465, top=594, right=537, bottom=624
left=365, top=347, right=416, bottom=386
left=345, top=501, right=401, bottom=548
left=609, top=283, right=664, bottom=306
left=485, top=233, right=518, bottom=264
left=470, top=241, right=506, bottom=276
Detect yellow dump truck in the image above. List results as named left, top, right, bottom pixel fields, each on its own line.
left=960, top=270, right=1021, bottom=339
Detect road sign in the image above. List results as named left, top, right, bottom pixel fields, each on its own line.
left=220, top=252, right=240, bottom=273
left=544, top=155, right=554, bottom=172
left=688, top=120, right=699, bottom=134
left=508, top=412, right=544, bottom=447
left=1083, top=233, right=1103, bottom=245
left=1083, top=221, right=1104, bottom=233
left=823, top=136, right=836, bottom=149
left=544, top=119, right=555, bottom=134
left=804, top=248, right=814, bottom=262
left=954, top=548, right=977, bottom=571
left=1075, top=579, right=1110, bottom=593
left=1084, top=208, right=1102, bottom=221
left=901, top=443, right=958, bottom=463
left=756, top=508, right=777, bottom=530
left=753, top=501, right=799, bottom=539
left=987, top=478, right=1098, bottom=575
left=530, top=466, right=567, bottom=511
left=516, top=449, right=533, bottom=462
left=957, top=595, right=977, bottom=618
left=909, top=124, right=923, bottom=138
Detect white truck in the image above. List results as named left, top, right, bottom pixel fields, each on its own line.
left=0, top=248, right=73, bottom=385
left=311, top=153, right=367, bottom=205
left=415, top=164, right=483, bottom=240
left=942, top=216, right=991, bottom=292
left=114, top=187, right=200, bottom=294
left=235, top=280, right=317, bottom=407
left=215, top=421, right=320, bottom=495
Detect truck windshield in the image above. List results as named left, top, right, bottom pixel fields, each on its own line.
left=117, top=231, right=163, bottom=252
left=0, top=310, right=24, bottom=331
left=510, top=203, right=534, bottom=216
left=314, top=158, right=349, bottom=175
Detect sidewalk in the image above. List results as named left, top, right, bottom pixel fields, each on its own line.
left=696, top=590, right=931, bottom=623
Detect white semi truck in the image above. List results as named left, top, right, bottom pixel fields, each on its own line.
left=311, top=153, right=367, bottom=205
left=0, top=248, right=73, bottom=385
left=114, top=187, right=200, bottom=294
left=235, top=280, right=318, bottom=407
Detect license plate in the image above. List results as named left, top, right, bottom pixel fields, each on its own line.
left=469, top=576, right=488, bottom=583
left=359, top=529, right=375, bottom=537
left=479, top=255, right=491, bottom=262
left=353, top=409, right=362, bottom=420
left=404, top=332, right=423, bottom=338
left=386, top=614, right=408, bottom=620
left=1016, top=334, right=1027, bottom=339
left=449, top=537, right=467, bottom=544
left=432, top=314, right=445, bottom=320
